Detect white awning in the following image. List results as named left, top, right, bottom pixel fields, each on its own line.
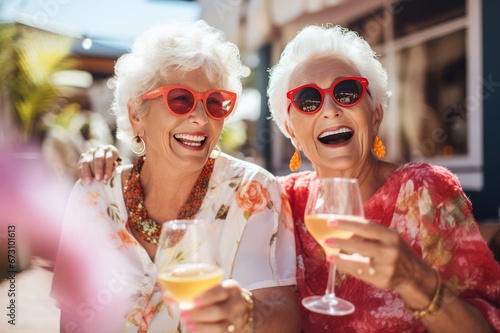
left=199, top=0, right=347, bottom=52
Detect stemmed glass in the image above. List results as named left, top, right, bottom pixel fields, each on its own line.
left=157, top=219, right=223, bottom=310
left=302, top=178, right=365, bottom=315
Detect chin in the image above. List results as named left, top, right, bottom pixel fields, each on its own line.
left=319, top=155, right=359, bottom=172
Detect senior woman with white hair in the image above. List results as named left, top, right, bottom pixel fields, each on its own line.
left=268, top=25, right=500, bottom=332
left=51, top=21, right=300, bottom=333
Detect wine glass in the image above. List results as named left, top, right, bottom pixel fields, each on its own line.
left=157, top=219, right=223, bottom=310
left=302, top=177, right=365, bottom=315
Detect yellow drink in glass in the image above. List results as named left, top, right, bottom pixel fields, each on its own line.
left=305, top=214, right=366, bottom=255
left=158, top=263, right=223, bottom=309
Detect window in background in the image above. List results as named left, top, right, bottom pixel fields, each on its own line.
left=348, top=0, right=481, bottom=189
left=397, top=30, right=467, bottom=160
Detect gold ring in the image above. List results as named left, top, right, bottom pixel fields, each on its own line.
left=368, top=267, right=376, bottom=276
left=357, top=268, right=363, bottom=275
left=227, top=324, right=236, bottom=332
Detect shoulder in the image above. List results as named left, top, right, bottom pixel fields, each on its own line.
left=214, top=153, right=277, bottom=182
left=394, top=162, right=465, bottom=203
left=278, top=171, right=315, bottom=191
left=399, top=162, right=461, bottom=188
left=277, top=171, right=315, bottom=199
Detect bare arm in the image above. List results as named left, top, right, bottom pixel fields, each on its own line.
left=397, top=263, right=494, bottom=333
left=329, top=220, right=495, bottom=333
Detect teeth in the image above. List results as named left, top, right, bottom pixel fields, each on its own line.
left=174, top=134, right=206, bottom=147
left=174, top=134, right=206, bottom=142
left=183, top=142, right=202, bottom=147
left=319, top=128, right=353, bottom=138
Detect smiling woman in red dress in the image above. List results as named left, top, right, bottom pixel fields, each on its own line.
left=268, top=25, right=500, bottom=332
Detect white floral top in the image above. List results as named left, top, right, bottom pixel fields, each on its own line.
left=51, top=153, right=296, bottom=333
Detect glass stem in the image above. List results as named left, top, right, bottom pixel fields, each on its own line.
left=322, top=263, right=337, bottom=303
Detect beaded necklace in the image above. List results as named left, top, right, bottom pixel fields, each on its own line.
left=123, top=155, right=214, bottom=244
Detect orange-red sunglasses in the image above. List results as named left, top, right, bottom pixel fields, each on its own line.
left=287, top=77, right=369, bottom=114
left=141, top=86, right=237, bottom=120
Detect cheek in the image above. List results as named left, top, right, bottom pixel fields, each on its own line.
left=290, top=114, right=316, bottom=145
left=288, top=112, right=302, bottom=135
left=354, top=103, right=375, bottom=131
left=211, top=120, right=225, bottom=139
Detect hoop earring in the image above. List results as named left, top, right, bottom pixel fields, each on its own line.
left=131, top=136, right=146, bottom=155
left=372, top=136, right=386, bottom=159
left=289, top=148, right=301, bottom=172
left=210, top=145, right=221, bottom=159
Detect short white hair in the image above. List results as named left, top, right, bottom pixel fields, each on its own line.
left=113, top=20, right=244, bottom=144
left=267, top=25, right=389, bottom=139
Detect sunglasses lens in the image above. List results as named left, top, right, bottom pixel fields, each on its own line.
left=334, top=80, right=363, bottom=105
left=294, top=87, right=322, bottom=112
left=167, top=88, right=195, bottom=115
left=206, top=91, right=234, bottom=119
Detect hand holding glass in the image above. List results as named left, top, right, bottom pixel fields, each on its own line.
left=303, top=178, right=366, bottom=315
left=157, top=219, right=223, bottom=310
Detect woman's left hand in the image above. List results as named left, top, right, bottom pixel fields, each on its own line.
left=170, top=280, right=250, bottom=333
left=326, top=218, right=434, bottom=292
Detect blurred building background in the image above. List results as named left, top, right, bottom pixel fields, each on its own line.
left=0, top=0, right=499, bottom=331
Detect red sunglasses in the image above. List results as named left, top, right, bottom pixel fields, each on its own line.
left=140, top=86, right=237, bottom=120
left=287, top=77, right=369, bottom=114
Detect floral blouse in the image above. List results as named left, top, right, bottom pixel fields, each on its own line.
left=51, top=153, right=296, bottom=333
left=280, top=162, right=500, bottom=333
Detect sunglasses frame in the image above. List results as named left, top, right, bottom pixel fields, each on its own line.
left=287, top=76, right=369, bottom=114
left=140, top=85, right=237, bottom=120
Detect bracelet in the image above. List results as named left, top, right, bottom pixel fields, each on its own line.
left=240, top=289, right=254, bottom=332
left=407, top=269, right=445, bottom=319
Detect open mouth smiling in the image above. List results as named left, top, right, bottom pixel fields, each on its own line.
left=174, top=134, right=207, bottom=147
left=318, top=127, right=354, bottom=145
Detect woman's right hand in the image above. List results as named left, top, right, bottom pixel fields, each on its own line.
left=173, top=280, right=252, bottom=333
left=78, top=145, right=121, bottom=184
left=173, top=281, right=300, bottom=333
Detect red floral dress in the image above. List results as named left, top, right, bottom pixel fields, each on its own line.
left=280, top=162, right=500, bottom=332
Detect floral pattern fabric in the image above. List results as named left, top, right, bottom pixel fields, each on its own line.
left=51, top=153, right=296, bottom=333
left=280, top=162, right=500, bottom=333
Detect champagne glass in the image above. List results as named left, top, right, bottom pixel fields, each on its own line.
left=157, top=219, right=223, bottom=310
left=302, top=177, right=365, bottom=315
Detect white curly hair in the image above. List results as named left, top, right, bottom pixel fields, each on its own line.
left=112, top=20, right=244, bottom=145
left=267, top=25, right=389, bottom=139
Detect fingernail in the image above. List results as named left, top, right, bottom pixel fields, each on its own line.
left=185, top=321, right=195, bottom=330
left=327, top=255, right=337, bottom=263
left=104, top=174, right=108, bottom=180
left=96, top=174, right=101, bottom=181
left=328, top=219, right=338, bottom=226
left=180, top=311, right=189, bottom=320
left=194, top=297, right=203, bottom=307
left=85, top=177, right=91, bottom=185
left=325, top=239, right=334, bottom=246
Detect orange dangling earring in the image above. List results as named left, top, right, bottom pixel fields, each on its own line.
left=372, top=136, right=386, bottom=159
left=289, top=148, right=301, bottom=172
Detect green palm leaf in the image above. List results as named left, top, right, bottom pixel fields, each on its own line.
left=0, top=24, right=74, bottom=141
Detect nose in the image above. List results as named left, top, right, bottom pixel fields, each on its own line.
left=321, top=94, right=343, bottom=118
left=188, top=100, right=209, bottom=124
